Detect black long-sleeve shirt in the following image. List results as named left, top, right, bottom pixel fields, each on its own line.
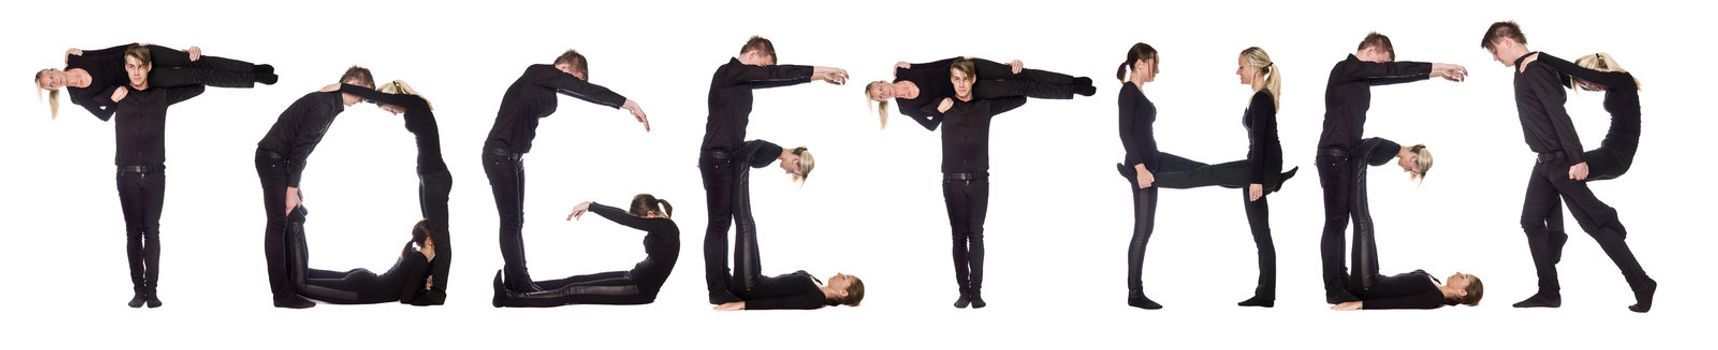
left=1117, top=82, right=1159, bottom=169
left=1243, top=91, right=1283, bottom=184
left=1319, top=54, right=1433, bottom=152
left=111, top=85, right=204, bottom=166
left=485, top=64, right=628, bottom=154
left=336, top=84, right=448, bottom=175
left=1513, top=53, right=1586, bottom=163
left=941, top=96, right=1028, bottom=174
left=894, top=57, right=1015, bottom=131
left=588, top=202, right=680, bottom=290
left=391, top=245, right=437, bottom=304
left=743, top=270, right=827, bottom=310
left=1533, top=54, right=1641, bottom=153
left=1360, top=270, right=1446, bottom=310
left=699, top=58, right=814, bottom=154
left=734, top=140, right=785, bottom=171
left=65, top=44, right=199, bottom=121
left=256, top=92, right=347, bottom=186
left=1355, top=137, right=1402, bottom=168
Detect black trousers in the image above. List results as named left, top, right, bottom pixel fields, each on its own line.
left=116, top=166, right=165, bottom=295
left=255, top=149, right=296, bottom=302
left=1520, top=153, right=1651, bottom=294
left=700, top=153, right=741, bottom=303
left=482, top=148, right=530, bottom=291
left=943, top=175, right=989, bottom=295
left=1348, top=158, right=1381, bottom=293
left=146, top=46, right=260, bottom=89
left=1316, top=150, right=1359, bottom=303
left=1149, top=159, right=1278, bottom=299
left=973, top=63, right=1089, bottom=100
left=1119, top=153, right=1205, bottom=295
left=418, top=171, right=453, bottom=301
left=495, top=270, right=660, bottom=307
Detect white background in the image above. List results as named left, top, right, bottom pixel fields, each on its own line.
left=1, top=0, right=1709, bottom=348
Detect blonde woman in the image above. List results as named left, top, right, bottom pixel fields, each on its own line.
left=1535, top=53, right=1640, bottom=181
left=36, top=43, right=275, bottom=120
left=864, top=56, right=1094, bottom=130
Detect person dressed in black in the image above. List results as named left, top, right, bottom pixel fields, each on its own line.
left=1317, top=33, right=1466, bottom=304
left=1329, top=138, right=1482, bottom=311
left=1533, top=53, right=1645, bottom=278
left=319, top=80, right=452, bottom=304
left=700, top=36, right=848, bottom=304
left=255, top=66, right=376, bottom=308
left=864, top=55, right=1096, bottom=129
left=485, top=49, right=649, bottom=294
left=36, top=43, right=276, bottom=120
left=1145, top=48, right=1294, bottom=307
left=286, top=208, right=440, bottom=305
left=1480, top=22, right=1655, bottom=312
left=96, top=46, right=205, bottom=308
left=710, top=169, right=863, bottom=311
left=492, top=194, right=678, bottom=307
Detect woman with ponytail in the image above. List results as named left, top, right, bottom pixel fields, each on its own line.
left=1534, top=53, right=1641, bottom=181
left=492, top=194, right=682, bottom=307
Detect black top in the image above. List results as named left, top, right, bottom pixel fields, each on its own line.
left=894, top=57, right=1014, bottom=131
left=1355, top=137, right=1403, bottom=168
left=256, top=91, right=348, bottom=186
left=734, top=140, right=785, bottom=170
left=336, top=84, right=448, bottom=175
left=1534, top=54, right=1641, bottom=154
left=1117, top=82, right=1159, bottom=169
left=1512, top=53, right=1586, bottom=163
left=699, top=58, right=814, bottom=154
left=940, top=96, right=1029, bottom=174
left=1360, top=270, right=1446, bottom=310
left=742, top=270, right=827, bottom=310
left=587, top=202, right=680, bottom=290
left=485, top=64, right=628, bottom=154
left=382, top=243, right=436, bottom=304
left=1319, top=54, right=1433, bottom=152
left=65, top=44, right=197, bottom=121
left=111, top=85, right=204, bottom=166
left=1243, top=91, right=1283, bottom=184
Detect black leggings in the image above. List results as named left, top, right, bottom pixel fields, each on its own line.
left=700, top=154, right=740, bottom=302
left=1519, top=154, right=1651, bottom=294
left=1119, top=153, right=1204, bottom=295
left=1148, top=160, right=1278, bottom=299
left=145, top=46, right=261, bottom=89
left=482, top=148, right=530, bottom=291
left=943, top=176, right=988, bottom=295
left=117, top=167, right=165, bottom=295
left=972, top=62, right=1091, bottom=100
left=418, top=171, right=453, bottom=301
left=494, top=270, right=661, bottom=307
left=1348, top=158, right=1381, bottom=292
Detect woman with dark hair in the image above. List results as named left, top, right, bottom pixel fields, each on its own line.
left=492, top=194, right=680, bottom=307
left=287, top=208, right=442, bottom=305
left=35, top=43, right=275, bottom=120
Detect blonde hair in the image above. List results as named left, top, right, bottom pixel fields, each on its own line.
left=1240, top=47, right=1281, bottom=109
left=1408, top=144, right=1433, bottom=183
left=377, top=80, right=433, bottom=110
left=790, top=146, right=814, bottom=184
left=866, top=81, right=890, bottom=129
left=1573, top=53, right=1642, bottom=91
left=36, top=69, right=60, bottom=120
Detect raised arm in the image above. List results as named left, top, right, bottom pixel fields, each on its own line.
left=588, top=202, right=655, bottom=232
left=1337, top=59, right=1432, bottom=86
left=528, top=65, right=626, bottom=108
left=902, top=101, right=945, bottom=131
left=337, top=83, right=427, bottom=111
left=1535, top=54, right=1636, bottom=90
left=723, top=63, right=815, bottom=89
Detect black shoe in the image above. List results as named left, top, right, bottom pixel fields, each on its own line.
left=953, top=293, right=972, bottom=309
left=1512, top=291, right=1562, bottom=308
left=1127, top=292, right=1162, bottom=310
left=1270, top=167, right=1299, bottom=193
left=1237, top=295, right=1274, bottom=308
left=970, top=292, right=988, bottom=309
left=254, top=64, right=275, bottom=75
left=257, top=73, right=279, bottom=85
left=145, top=290, right=163, bottom=308
left=273, top=295, right=315, bottom=309
left=1629, top=278, right=1657, bottom=313
left=127, top=292, right=146, bottom=308
left=491, top=270, right=506, bottom=308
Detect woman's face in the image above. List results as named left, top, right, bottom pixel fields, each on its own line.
left=379, top=103, right=405, bottom=115
left=37, top=69, right=67, bottom=90
left=124, top=56, right=151, bottom=88
left=950, top=68, right=975, bottom=100
left=779, top=154, right=802, bottom=177
left=866, top=81, right=895, bottom=101
left=1445, top=272, right=1473, bottom=290
left=1137, top=56, right=1159, bottom=83
left=1235, top=54, right=1255, bottom=85
left=1397, top=153, right=1419, bottom=175
left=420, top=236, right=435, bottom=256
left=826, top=273, right=855, bottom=290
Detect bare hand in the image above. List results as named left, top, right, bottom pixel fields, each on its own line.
left=895, top=61, right=912, bottom=70
left=823, top=68, right=849, bottom=85
left=110, top=88, right=128, bottom=103
left=318, top=83, right=341, bottom=93
left=65, top=48, right=83, bottom=64
left=714, top=301, right=747, bottom=311
left=186, top=46, right=202, bottom=61
left=623, top=99, right=650, bottom=132
left=285, top=186, right=302, bottom=215
left=425, top=276, right=434, bottom=290
left=1136, top=166, right=1154, bottom=189
left=1248, top=184, right=1264, bottom=202
left=1009, top=59, right=1025, bottom=74
left=1331, top=301, right=1363, bottom=311
left=566, top=201, right=593, bottom=221
left=1569, top=162, right=1589, bottom=181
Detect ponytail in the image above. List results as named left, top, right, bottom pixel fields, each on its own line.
left=1118, top=42, right=1157, bottom=83
left=1408, top=144, right=1433, bottom=184
left=1241, top=47, right=1281, bottom=109
left=35, top=69, right=60, bottom=119
left=630, top=194, right=673, bottom=218
left=865, top=81, right=891, bottom=129
left=656, top=199, right=673, bottom=218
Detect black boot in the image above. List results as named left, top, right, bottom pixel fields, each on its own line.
left=1629, top=278, right=1657, bottom=313
left=492, top=270, right=506, bottom=308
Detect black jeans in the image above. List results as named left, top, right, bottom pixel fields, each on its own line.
left=146, top=46, right=260, bottom=88
left=943, top=174, right=989, bottom=296
left=117, top=166, right=165, bottom=296
left=1316, top=150, right=1358, bottom=303
left=1520, top=153, right=1651, bottom=295
left=482, top=147, right=530, bottom=291
left=1347, top=157, right=1380, bottom=292
left=1119, top=153, right=1205, bottom=295
left=255, top=149, right=295, bottom=302
left=699, top=153, right=741, bottom=303
left=418, top=171, right=453, bottom=301
left=973, top=64, right=1087, bottom=100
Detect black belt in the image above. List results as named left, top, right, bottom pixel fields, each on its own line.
left=1320, top=147, right=1351, bottom=158
left=702, top=150, right=732, bottom=160
left=487, top=147, right=524, bottom=161
left=944, top=172, right=986, bottom=181
left=1537, top=151, right=1563, bottom=163
left=257, top=149, right=286, bottom=160
left=117, top=165, right=163, bottom=174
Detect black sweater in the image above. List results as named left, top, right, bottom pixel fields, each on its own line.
left=699, top=58, right=815, bottom=154
left=336, top=84, right=448, bottom=175
left=1243, top=91, right=1283, bottom=184
left=940, top=96, right=1028, bottom=174
left=1117, top=82, right=1158, bottom=169
left=588, top=202, right=680, bottom=290
left=1319, top=54, right=1433, bottom=152
left=743, top=270, right=828, bottom=310
left=1360, top=270, right=1446, bottom=310
left=1355, top=138, right=1402, bottom=168
left=893, top=57, right=1014, bottom=131
left=256, top=92, right=347, bottom=186
left=485, top=64, right=628, bottom=154
left=111, top=85, right=204, bottom=166
left=66, top=44, right=202, bottom=121
left=1513, top=53, right=1587, bottom=163
left=1534, top=53, right=1641, bottom=154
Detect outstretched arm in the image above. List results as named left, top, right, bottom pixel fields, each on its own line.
left=1535, top=54, right=1636, bottom=90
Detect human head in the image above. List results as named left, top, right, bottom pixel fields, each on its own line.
left=554, top=49, right=589, bottom=80
left=866, top=81, right=894, bottom=129
left=1443, top=272, right=1483, bottom=306
left=950, top=58, right=976, bottom=101
left=628, top=193, right=673, bottom=219
left=411, top=219, right=432, bottom=246
left=1116, top=42, right=1159, bottom=83
left=1398, top=144, right=1433, bottom=183
left=35, top=69, right=65, bottom=119
left=375, top=80, right=431, bottom=115
left=1480, top=21, right=1529, bottom=67
left=824, top=273, right=865, bottom=307
left=1572, top=53, right=1641, bottom=92
left=338, top=66, right=375, bottom=106
left=738, top=36, right=777, bottom=66
left=1356, top=32, right=1396, bottom=63
left=123, top=45, right=152, bottom=89
left=780, top=146, right=815, bottom=184
left=1236, top=47, right=1281, bottom=108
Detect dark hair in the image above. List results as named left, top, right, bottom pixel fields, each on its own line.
left=340, top=66, right=375, bottom=88
left=629, top=194, right=673, bottom=218
left=411, top=219, right=432, bottom=245
left=827, top=276, right=865, bottom=307
left=739, top=36, right=776, bottom=61
left=1444, top=275, right=1483, bottom=306
left=555, top=49, right=588, bottom=78
left=1480, top=21, right=1526, bottom=51
left=1358, top=32, right=1396, bottom=60
left=123, top=45, right=152, bottom=67
left=1116, top=42, right=1158, bottom=82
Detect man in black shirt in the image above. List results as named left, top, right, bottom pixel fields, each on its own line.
left=255, top=66, right=376, bottom=308
left=1481, top=21, right=1655, bottom=312
left=107, top=46, right=205, bottom=308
